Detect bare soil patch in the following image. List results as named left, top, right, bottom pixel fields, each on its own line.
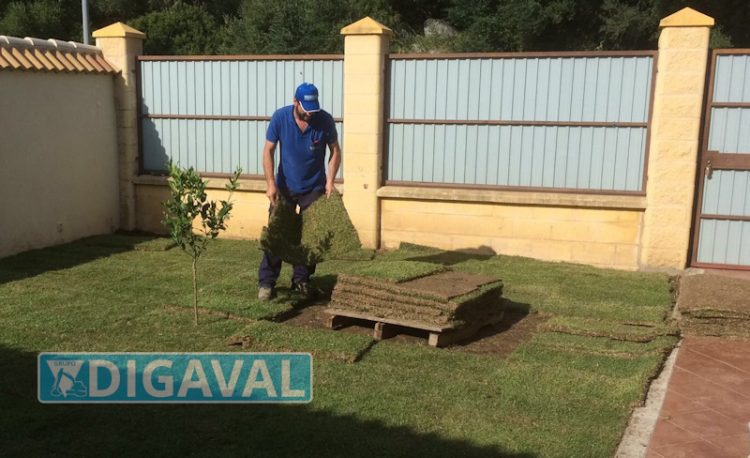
left=679, top=274, right=750, bottom=316
left=678, top=274, right=750, bottom=337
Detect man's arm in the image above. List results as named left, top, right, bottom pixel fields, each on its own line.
left=326, top=141, right=342, bottom=197
left=263, top=140, right=278, bottom=204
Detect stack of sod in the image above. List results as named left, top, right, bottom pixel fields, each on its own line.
left=330, top=261, right=505, bottom=329
left=260, top=190, right=373, bottom=264
left=678, top=274, right=750, bottom=337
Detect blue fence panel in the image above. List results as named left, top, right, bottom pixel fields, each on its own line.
left=387, top=124, right=646, bottom=191
left=707, top=108, right=750, bottom=154
left=387, top=54, right=654, bottom=191
left=390, top=56, right=652, bottom=123
left=695, top=52, right=750, bottom=267
left=701, top=170, right=750, bottom=217
left=713, top=54, right=750, bottom=103
left=140, top=58, right=344, bottom=178
left=697, top=219, right=750, bottom=265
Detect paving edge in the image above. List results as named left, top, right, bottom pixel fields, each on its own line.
left=614, top=342, right=681, bottom=457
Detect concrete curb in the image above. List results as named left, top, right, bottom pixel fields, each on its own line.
left=615, top=342, right=681, bottom=457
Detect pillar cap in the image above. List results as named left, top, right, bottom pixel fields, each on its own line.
left=92, top=22, right=146, bottom=39
left=659, top=7, right=714, bottom=28
left=341, top=17, right=393, bottom=36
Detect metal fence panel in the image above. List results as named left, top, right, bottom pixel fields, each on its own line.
left=713, top=54, right=750, bottom=103
left=708, top=108, right=750, bottom=154
left=139, top=58, right=344, bottom=177
left=697, top=219, right=750, bottom=265
left=695, top=51, right=750, bottom=267
left=388, top=124, right=645, bottom=191
left=389, top=56, right=652, bottom=123
left=701, top=170, right=750, bottom=217
left=387, top=54, right=654, bottom=192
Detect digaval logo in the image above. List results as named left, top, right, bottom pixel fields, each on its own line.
left=39, top=353, right=313, bottom=403
left=48, top=360, right=87, bottom=398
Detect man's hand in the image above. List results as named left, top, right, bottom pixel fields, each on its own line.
left=326, top=142, right=341, bottom=198
left=266, top=181, right=278, bottom=205
left=262, top=140, right=278, bottom=205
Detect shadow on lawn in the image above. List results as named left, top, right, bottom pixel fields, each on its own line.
left=0, top=232, right=169, bottom=285
left=455, top=299, right=532, bottom=347
left=0, top=345, right=535, bottom=457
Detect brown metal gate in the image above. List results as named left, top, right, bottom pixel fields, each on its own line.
left=691, top=49, right=750, bottom=270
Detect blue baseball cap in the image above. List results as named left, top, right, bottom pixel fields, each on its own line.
left=295, top=82, right=321, bottom=113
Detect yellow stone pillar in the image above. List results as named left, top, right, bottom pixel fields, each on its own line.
left=340, top=17, right=392, bottom=249
left=93, top=22, right=145, bottom=231
left=639, top=8, right=713, bottom=271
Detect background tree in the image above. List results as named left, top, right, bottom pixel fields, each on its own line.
left=0, top=0, right=79, bottom=40
left=220, top=0, right=400, bottom=54
left=130, top=2, right=221, bottom=54
left=0, top=1, right=748, bottom=57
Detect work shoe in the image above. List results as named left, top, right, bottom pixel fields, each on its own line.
left=257, top=286, right=273, bottom=302
left=292, top=282, right=313, bottom=300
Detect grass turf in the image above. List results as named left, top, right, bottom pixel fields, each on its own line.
left=343, top=260, right=446, bottom=282
left=540, top=316, right=679, bottom=342
left=227, top=320, right=375, bottom=363
left=0, top=234, right=676, bottom=457
left=260, top=190, right=370, bottom=265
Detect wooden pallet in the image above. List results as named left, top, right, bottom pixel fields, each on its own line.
left=324, top=308, right=505, bottom=348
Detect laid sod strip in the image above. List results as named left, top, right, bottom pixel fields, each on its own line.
left=79, top=233, right=177, bottom=251
left=680, top=317, right=750, bottom=338
left=529, top=332, right=679, bottom=358
left=342, top=261, right=448, bottom=283
left=680, top=308, right=750, bottom=320
left=165, top=276, right=301, bottom=321
left=540, top=316, right=679, bottom=342
left=88, top=307, right=249, bottom=352
left=330, top=248, right=376, bottom=261
left=227, top=321, right=375, bottom=363
left=162, top=297, right=296, bottom=323
left=373, top=242, right=445, bottom=261
left=510, top=339, right=667, bottom=380
left=449, top=254, right=674, bottom=322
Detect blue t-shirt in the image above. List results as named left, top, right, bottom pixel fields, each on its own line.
left=266, top=105, right=338, bottom=195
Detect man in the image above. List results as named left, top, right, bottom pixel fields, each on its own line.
left=258, top=82, right=342, bottom=301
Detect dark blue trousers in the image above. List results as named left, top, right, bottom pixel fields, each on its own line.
left=258, top=189, right=324, bottom=288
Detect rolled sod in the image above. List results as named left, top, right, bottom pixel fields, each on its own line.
left=260, top=190, right=372, bottom=264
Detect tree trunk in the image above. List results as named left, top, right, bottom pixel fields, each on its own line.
left=192, top=258, right=198, bottom=325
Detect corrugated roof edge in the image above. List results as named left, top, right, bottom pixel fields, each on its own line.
left=0, top=35, right=118, bottom=74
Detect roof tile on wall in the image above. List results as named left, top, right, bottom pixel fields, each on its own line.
left=0, top=35, right=117, bottom=74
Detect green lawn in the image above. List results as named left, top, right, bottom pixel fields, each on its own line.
left=0, top=234, right=677, bottom=457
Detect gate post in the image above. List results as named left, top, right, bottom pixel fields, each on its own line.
left=340, top=17, right=392, bottom=249
left=93, top=23, right=145, bottom=232
left=639, top=8, right=713, bottom=270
